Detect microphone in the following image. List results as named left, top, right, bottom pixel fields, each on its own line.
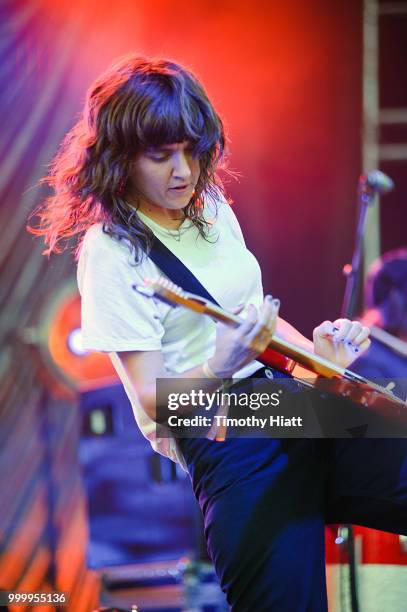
left=361, top=170, right=394, bottom=194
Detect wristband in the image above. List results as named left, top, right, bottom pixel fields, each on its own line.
left=202, top=360, right=220, bottom=379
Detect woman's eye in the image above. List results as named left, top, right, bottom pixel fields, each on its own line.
left=149, top=153, right=169, bottom=162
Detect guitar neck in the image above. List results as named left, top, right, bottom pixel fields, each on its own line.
left=136, top=280, right=404, bottom=408
left=200, top=300, right=349, bottom=379
left=136, top=281, right=360, bottom=381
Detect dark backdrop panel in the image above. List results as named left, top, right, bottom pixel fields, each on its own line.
left=79, top=384, right=198, bottom=569
left=380, top=160, right=407, bottom=255
left=222, top=1, right=363, bottom=335
left=379, top=8, right=407, bottom=258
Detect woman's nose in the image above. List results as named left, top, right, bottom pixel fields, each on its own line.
left=172, top=152, right=192, bottom=179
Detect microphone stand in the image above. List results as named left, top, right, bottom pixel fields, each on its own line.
left=341, top=176, right=378, bottom=319
left=339, top=171, right=393, bottom=612
left=339, top=175, right=378, bottom=612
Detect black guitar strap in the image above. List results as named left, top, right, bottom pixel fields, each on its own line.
left=147, top=236, right=222, bottom=307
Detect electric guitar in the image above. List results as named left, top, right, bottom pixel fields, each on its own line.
left=134, top=278, right=407, bottom=423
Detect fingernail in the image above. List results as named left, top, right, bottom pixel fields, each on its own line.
left=272, top=298, right=280, bottom=308
left=266, top=295, right=273, bottom=302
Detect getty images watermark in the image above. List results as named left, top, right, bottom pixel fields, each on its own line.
left=166, top=388, right=303, bottom=430
left=155, top=376, right=407, bottom=439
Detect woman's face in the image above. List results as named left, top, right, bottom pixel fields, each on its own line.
left=129, top=141, right=200, bottom=217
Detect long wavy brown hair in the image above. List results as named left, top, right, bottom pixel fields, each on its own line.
left=30, top=53, right=227, bottom=261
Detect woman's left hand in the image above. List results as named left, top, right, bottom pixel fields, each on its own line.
left=313, top=319, right=371, bottom=368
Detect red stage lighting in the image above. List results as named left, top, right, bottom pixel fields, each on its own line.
left=33, top=279, right=118, bottom=395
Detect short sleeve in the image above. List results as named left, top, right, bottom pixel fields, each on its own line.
left=77, top=225, right=165, bottom=352
left=224, top=203, right=246, bottom=246
left=212, top=193, right=246, bottom=246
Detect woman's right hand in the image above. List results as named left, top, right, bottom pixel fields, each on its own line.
left=208, top=295, right=280, bottom=378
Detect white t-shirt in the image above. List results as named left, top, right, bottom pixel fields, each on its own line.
left=77, top=197, right=264, bottom=467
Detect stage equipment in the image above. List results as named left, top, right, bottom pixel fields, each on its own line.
left=340, top=169, right=394, bottom=612
left=341, top=170, right=394, bottom=319
left=326, top=525, right=407, bottom=611
left=79, top=382, right=198, bottom=569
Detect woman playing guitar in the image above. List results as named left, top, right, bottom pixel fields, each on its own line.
left=32, top=54, right=407, bottom=611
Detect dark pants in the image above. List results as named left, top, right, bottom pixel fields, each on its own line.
left=178, top=406, right=407, bottom=611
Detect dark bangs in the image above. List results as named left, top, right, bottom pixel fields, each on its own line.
left=125, top=69, right=224, bottom=158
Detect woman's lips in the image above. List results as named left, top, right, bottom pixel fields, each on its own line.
left=168, top=184, right=191, bottom=194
